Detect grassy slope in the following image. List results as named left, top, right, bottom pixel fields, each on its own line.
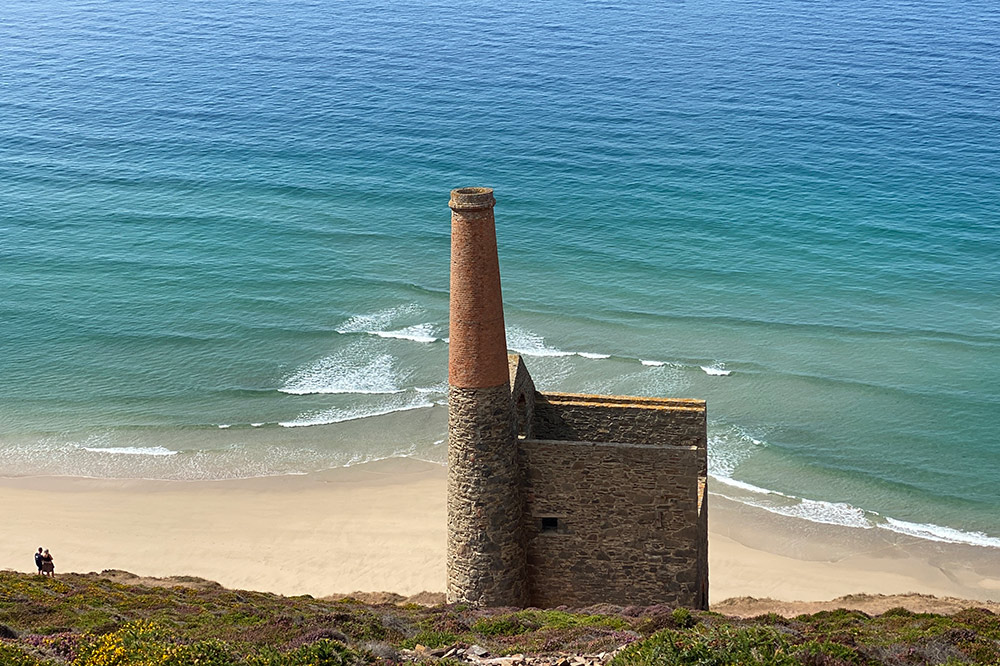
left=2, top=572, right=1000, bottom=665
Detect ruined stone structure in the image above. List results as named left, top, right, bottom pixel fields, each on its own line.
left=446, top=187, right=708, bottom=609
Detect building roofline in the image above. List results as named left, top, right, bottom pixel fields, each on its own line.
left=538, top=392, right=706, bottom=412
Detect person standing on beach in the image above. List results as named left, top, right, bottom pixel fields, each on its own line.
left=34, top=547, right=43, bottom=575
left=40, top=549, right=54, bottom=577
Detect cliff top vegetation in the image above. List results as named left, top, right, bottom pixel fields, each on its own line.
left=2, top=571, right=999, bottom=665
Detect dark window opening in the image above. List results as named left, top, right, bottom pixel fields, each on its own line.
left=541, top=517, right=559, bottom=532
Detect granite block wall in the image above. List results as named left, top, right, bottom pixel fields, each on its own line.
left=519, top=438, right=708, bottom=608
left=448, top=357, right=708, bottom=608
left=532, top=393, right=706, bottom=459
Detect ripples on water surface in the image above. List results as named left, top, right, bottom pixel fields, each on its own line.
left=1, top=0, right=999, bottom=546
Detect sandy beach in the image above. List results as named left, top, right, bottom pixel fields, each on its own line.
left=3, top=457, right=1000, bottom=610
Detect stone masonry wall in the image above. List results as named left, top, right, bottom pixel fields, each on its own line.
left=508, top=355, right=536, bottom=439
left=447, top=384, right=528, bottom=607
left=519, top=438, right=707, bottom=608
left=532, top=394, right=706, bottom=460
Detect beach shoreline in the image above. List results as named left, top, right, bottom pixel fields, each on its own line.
left=3, top=456, right=999, bottom=609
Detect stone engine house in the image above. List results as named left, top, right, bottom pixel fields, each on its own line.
left=446, top=187, right=708, bottom=609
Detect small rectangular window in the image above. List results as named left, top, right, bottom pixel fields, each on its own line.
left=541, top=517, right=559, bottom=532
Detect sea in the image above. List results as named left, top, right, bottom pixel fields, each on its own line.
left=2, top=0, right=998, bottom=549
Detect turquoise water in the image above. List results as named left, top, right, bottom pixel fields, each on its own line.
left=2, top=0, right=999, bottom=546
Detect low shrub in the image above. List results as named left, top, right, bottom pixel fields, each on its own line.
left=610, top=625, right=799, bottom=666
left=0, top=642, right=49, bottom=666
left=275, top=639, right=368, bottom=666
left=472, top=614, right=530, bottom=636
left=515, top=610, right=630, bottom=631
left=670, top=608, right=696, bottom=630
left=794, top=640, right=865, bottom=666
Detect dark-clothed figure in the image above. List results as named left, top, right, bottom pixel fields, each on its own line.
left=40, top=549, right=54, bottom=577
left=34, top=547, right=43, bottom=574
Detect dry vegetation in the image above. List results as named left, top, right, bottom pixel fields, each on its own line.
left=2, top=572, right=1000, bottom=665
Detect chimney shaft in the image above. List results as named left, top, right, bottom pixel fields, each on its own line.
left=448, top=187, right=509, bottom=389
left=446, top=187, right=527, bottom=606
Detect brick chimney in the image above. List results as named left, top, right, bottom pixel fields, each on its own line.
left=447, top=187, right=509, bottom=388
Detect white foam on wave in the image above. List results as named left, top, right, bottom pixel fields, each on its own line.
left=83, top=446, right=179, bottom=457
left=217, top=424, right=231, bottom=429
left=708, top=425, right=766, bottom=479
left=373, top=323, right=440, bottom=343
left=879, top=517, right=1000, bottom=548
left=464, top=323, right=608, bottom=360
left=710, top=474, right=781, bottom=496
left=584, top=360, right=686, bottom=398
left=505, top=326, right=574, bottom=357
left=335, top=304, right=421, bottom=334
left=701, top=363, right=732, bottom=376
left=708, top=425, right=872, bottom=530
left=279, top=393, right=435, bottom=428
left=745, top=494, right=873, bottom=530
left=715, top=479, right=1000, bottom=545
left=708, top=429, right=1000, bottom=544
left=280, top=340, right=406, bottom=395
left=704, top=423, right=1000, bottom=548
left=640, top=360, right=665, bottom=366
left=335, top=305, right=441, bottom=343
left=415, top=383, right=448, bottom=395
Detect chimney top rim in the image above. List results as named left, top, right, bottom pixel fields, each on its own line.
left=450, top=187, right=495, bottom=211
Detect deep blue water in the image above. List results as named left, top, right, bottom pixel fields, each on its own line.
left=2, top=0, right=999, bottom=546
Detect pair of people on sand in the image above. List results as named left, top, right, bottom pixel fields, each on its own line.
left=34, top=547, right=54, bottom=576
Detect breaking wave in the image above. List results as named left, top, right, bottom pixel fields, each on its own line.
left=334, top=305, right=443, bottom=343
left=708, top=427, right=1000, bottom=547
left=373, top=323, right=440, bottom=343
left=279, top=392, right=437, bottom=428
left=280, top=341, right=407, bottom=395
left=505, top=326, right=574, bottom=357
left=335, top=304, right=422, bottom=335
left=879, top=517, right=1000, bottom=548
